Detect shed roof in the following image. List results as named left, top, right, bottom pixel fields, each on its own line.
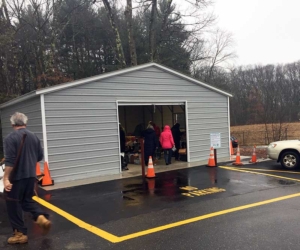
left=0, top=63, right=232, bottom=109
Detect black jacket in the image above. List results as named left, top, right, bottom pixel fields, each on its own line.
left=143, top=128, right=158, bottom=159
left=4, top=128, right=43, bottom=181
left=171, top=124, right=181, bottom=146
left=119, top=129, right=126, bottom=153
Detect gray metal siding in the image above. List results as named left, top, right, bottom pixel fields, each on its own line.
left=0, top=97, right=44, bottom=161
left=44, top=98, right=120, bottom=182
left=45, top=65, right=229, bottom=182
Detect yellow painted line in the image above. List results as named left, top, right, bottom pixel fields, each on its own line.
left=220, top=166, right=300, bottom=183
left=32, top=196, right=120, bottom=243
left=117, top=192, right=300, bottom=242
left=34, top=191, right=300, bottom=243
left=239, top=167, right=300, bottom=175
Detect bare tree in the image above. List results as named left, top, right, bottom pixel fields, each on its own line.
left=102, top=0, right=126, bottom=68
left=1, top=0, right=11, bottom=26
left=149, top=0, right=157, bottom=61
left=206, top=29, right=236, bottom=81
left=125, top=0, right=137, bottom=65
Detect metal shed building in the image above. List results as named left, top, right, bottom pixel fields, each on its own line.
left=0, top=63, right=232, bottom=183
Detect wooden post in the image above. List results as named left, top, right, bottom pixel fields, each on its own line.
left=214, top=149, right=218, bottom=167
left=161, top=106, right=164, bottom=130
left=140, top=138, right=145, bottom=177
left=142, top=106, right=145, bottom=126
left=151, top=105, right=154, bottom=122
left=171, top=106, right=174, bottom=125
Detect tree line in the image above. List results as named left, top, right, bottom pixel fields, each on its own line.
left=200, top=61, right=300, bottom=141
left=0, top=0, right=233, bottom=96
left=0, top=0, right=299, bottom=133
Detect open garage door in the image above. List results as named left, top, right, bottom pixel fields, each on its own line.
left=117, top=101, right=190, bottom=173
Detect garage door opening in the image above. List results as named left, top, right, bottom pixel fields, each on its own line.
left=118, top=104, right=187, bottom=172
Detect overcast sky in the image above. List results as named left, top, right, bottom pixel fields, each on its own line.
left=213, top=0, right=300, bottom=66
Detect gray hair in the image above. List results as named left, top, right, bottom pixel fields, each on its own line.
left=10, top=112, right=28, bottom=126
left=147, top=124, right=154, bottom=130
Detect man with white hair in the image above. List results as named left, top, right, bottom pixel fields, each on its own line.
left=3, top=112, right=51, bottom=244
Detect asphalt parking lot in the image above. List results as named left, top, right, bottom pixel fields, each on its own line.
left=1, top=160, right=300, bottom=250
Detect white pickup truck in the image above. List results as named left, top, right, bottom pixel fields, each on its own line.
left=267, top=140, right=300, bottom=169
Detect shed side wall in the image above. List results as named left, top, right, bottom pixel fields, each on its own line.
left=0, top=97, right=43, bottom=163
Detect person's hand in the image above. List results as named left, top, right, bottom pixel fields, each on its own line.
left=4, top=179, right=12, bottom=192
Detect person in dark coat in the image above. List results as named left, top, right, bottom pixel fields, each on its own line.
left=3, top=112, right=51, bottom=244
left=119, top=124, right=128, bottom=171
left=143, top=125, right=158, bottom=166
left=133, top=123, right=145, bottom=137
left=171, top=123, right=182, bottom=160
left=119, top=124, right=126, bottom=153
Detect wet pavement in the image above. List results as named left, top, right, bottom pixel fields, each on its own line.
left=1, top=160, right=300, bottom=249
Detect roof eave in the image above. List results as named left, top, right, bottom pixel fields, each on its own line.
left=36, top=63, right=157, bottom=95
left=153, top=64, right=233, bottom=97
left=0, top=91, right=37, bottom=110
left=0, top=62, right=232, bottom=110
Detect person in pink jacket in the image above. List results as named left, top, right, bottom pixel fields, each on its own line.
left=160, top=125, right=175, bottom=165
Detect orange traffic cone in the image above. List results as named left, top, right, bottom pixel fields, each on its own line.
left=249, top=145, right=257, bottom=163
left=146, top=156, right=156, bottom=178
left=36, top=162, right=42, bottom=176
left=44, top=193, right=52, bottom=201
left=41, top=162, right=54, bottom=186
left=232, top=146, right=243, bottom=166
left=207, top=147, right=216, bottom=167
left=147, top=178, right=155, bottom=195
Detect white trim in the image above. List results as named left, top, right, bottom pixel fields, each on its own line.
left=185, top=101, right=191, bottom=162
left=0, top=63, right=232, bottom=109
left=0, top=91, right=37, bottom=109
left=36, top=63, right=232, bottom=97
left=34, top=63, right=232, bottom=97
left=227, top=97, right=231, bottom=155
left=40, top=94, right=49, bottom=164
left=117, top=100, right=186, bottom=106
left=116, top=101, right=122, bottom=173
left=36, top=63, right=157, bottom=95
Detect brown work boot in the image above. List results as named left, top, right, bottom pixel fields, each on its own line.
left=7, top=230, right=28, bottom=244
left=36, top=215, right=51, bottom=235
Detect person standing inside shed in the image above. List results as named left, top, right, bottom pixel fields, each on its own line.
left=171, top=123, right=182, bottom=161
left=119, top=123, right=128, bottom=171
left=3, top=112, right=51, bottom=244
left=160, top=125, right=175, bottom=165
left=143, top=124, right=158, bottom=166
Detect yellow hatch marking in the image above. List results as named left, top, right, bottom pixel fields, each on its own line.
left=180, top=186, right=225, bottom=198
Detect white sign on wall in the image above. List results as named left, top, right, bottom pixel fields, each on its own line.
left=210, top=133, right=221, bottom=149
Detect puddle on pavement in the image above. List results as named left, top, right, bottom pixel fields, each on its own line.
left=121, top=168, right=221, bottom=203
left=278, top=179, right=296, bottom=185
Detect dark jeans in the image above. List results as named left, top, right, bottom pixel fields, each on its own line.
left=5, top=177, right=49, bottom=235
left=174, top=142, right=180, bottom=160
left=164, top=149, right=172, bottom=164
left=145, top=153, right=155, bottom=166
